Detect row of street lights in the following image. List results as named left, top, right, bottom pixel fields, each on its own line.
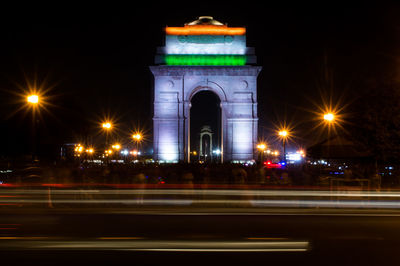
left=102, top=121, right=143, bottom=146
left=27, top=92, right=337, bottom=163
left=74, top=142, right=140, bottom=158
left=257, top=112, right=337, bottom=164
left=26, top=93, right=144, bottom=161
left=101, top=121, right=144, bottom=161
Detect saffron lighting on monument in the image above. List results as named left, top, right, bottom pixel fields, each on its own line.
left=165, top=25, right=246, bottom=36
left=151, top=16, right=261, bottom=163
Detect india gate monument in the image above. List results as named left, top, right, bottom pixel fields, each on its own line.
left=150, top=16, right=261, bottom=163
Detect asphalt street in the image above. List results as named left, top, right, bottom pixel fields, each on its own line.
left=1, top=207, right=400, bottom=265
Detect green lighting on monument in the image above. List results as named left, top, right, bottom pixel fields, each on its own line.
left=165, top=55, right=247, bottom=66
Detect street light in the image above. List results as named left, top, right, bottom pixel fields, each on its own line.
left=112, top=144, right=121, bottom=150
left=132, top=133, right=142, bottom=141
left=102, top=122, right=112, bottom=130
left=27, top=94, right=40, bottom=161
left=27, top=94, right=39, bottom=104
left=278, top=130, right=288, bottom=138
left=323, top=112, right=335, bottom=122
left=257, top=143, right=267, bottom=163
left=101, top=121, right=113, bottom=149
left=132, top=132, right=143, bottom=158
left=75, top=144, right=84, bottom=152
left=278, top=130, right=289, bottom=165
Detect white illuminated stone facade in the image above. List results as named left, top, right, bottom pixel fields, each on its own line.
left=150, top=17, right=261, bottom=162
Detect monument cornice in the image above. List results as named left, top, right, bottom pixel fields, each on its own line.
left=150, top=65, right=262, bottom=76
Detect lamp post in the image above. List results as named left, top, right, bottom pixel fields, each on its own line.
left=102, top=122, right=112, bottom=147
left=86, top=148, right=94, bottom=162
left=322, top=112, right=336, bottom=161
left=278, top=130, right=289, bottom=165
left=323, top=112, right=336, bottom=137
left=256, top=143, right=267, bottom=163
left=27, top=94, right=39, bottom=162
left=111, top=143, right=121, bottom=161
left=101, top=122, right=112, bottom=164
left=132, top=133, right=142, bottom=158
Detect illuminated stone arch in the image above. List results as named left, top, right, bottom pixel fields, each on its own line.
left=150, top=17, right=261, bottom=163
left=150, top=66, right=261, bottom=162
left=188, top=81, right=227, bottom=103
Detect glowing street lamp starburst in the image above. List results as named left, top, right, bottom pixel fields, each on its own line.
left=305, top=91, right=348, bottom=139
left=132, top=133, right=142, bottom=141
left=256, top=143, right=266, bottom=151
left=5, top=72, right=58, bottom=124
left=112, top=144, right=121, bottom=150
left=102, top=122, right=112, bottom=130
left=270, top=119, right=296, bottom=144
left=323, top=112, right=335, bottom=122
left=130, top=126, right=149, bottom=146
left=27, top=94, right=39, bottom=104
left=278, top=130, right=288, bottom=138
left=318, top=108, right=344, bottom=129
left=276, top=127, right=292, bottom=142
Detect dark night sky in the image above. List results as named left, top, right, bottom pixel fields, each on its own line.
left=0, top=3, right=399, bottom=158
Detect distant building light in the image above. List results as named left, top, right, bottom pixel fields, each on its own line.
left=213, top=149, right=221, bottom=155
left=287, top=153, right=302, bottom=162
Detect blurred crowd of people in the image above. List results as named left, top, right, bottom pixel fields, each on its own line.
left=1, top=160, right=396, bottom=188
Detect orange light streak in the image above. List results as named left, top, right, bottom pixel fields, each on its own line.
left=166, top=25, right=246, bottom=35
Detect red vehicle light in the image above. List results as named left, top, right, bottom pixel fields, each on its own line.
left=263, top=161, right=282, bottom=168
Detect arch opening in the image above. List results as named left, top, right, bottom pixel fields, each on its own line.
left=189, top=90, right=222, bottom=163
